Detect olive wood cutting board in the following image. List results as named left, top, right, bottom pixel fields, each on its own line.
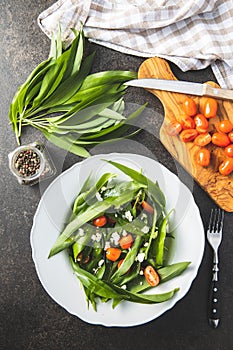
left=138, top=57, right=233, bottom=212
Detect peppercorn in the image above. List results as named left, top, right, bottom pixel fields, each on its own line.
left=14, top=149, right=41, bottom=177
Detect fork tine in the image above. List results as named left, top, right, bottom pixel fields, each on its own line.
left=218, top=209, right=224, bottom=232
left=208, top=208, right=224, bottom=233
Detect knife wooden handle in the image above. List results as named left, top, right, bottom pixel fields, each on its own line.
left=204, top=84, right=233, bottom=101
left=138, top=57, right=233, bottom=212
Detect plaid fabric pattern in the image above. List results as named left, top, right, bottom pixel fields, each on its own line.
left=38, top=0, right=233, bottom=88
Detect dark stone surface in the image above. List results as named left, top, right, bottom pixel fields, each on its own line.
left=0, top=1, right=233, bottom=349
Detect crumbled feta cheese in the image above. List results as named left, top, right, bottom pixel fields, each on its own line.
left=141, top=225, right=150, bottom=234
left=125, top=210, right=133, bottom=222
left=141, top=213, right=148, bottom=221
left=136, top=252, right=145, bottom=262
left=114, top=213, right=118, bottom=218
left=110, top=231, right=120, bottom=245
left=144, top=242, right=149, bottom=247
left=95, top=191, right=103, bottom=201
left=78, top=228, right=85, bottom=236
left=104, top=241, right=111, bottom=250
left=121, top=284, right=127, bottom=290
left=98, top=259, right=104, bottom=267
left=139, top=270, right=144, bottom=275
left=91, top=234, right=97, bottom=241
left=139, top=281, right=143, bottom=285
left=122, top=230, right=128, bottom=236
left=100, top=186, right=107, bottom=192
left=95, top=232, right=102, bottom=242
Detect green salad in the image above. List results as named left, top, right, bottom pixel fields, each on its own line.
left=49, top=160, right=190, bottom=310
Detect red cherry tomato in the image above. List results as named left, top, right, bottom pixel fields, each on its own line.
left=183, top=97, right=197, bottom=116
left=141, top=200, right=154, bottom=214
left=217, top=119, right=233, bottom=133
left=180, top=129, right=198, bottom=142
left=196, top=148, right=210, bottom=167
left=194, top=133, right=212, bottom=147
left=194, top=114, right=209, bottom=133
left=119, top=234, right=134, bottom=250
left=225, top=144, right=233, bottom=158
left=106, top=247, right=121, bottom=261
left=117, top=259, right=130, bottom=273
left=219, top=158, right=233, bottom=176
left=180, top=115, right=196, bottom=130
left=144, top=265, right=160, bottom=287
left=93, top=215, right=107, bottom=227
left=203, top=98, right=218, bottom=118
left=117, top=259, right=125, bottom=269
left=212, top=132, right=230, bottom=147
left=166, top=119, right=182, bottom=136
left=228, top=131, right=233, bottom=143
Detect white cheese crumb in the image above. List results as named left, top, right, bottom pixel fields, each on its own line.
left=95, top=191, right=103, bottom=201
left=136, top=252, right=145, bottom=263
left=141, top=213, right=148, bottom=221
left=144, top=242, right=149, bottom=247
left=121, top=284, right=127, bottom=290
left=122, top=230, right=128, bottom=236
left=91, top=234, right=97, bottom=241
left=110, top=231, right=120, bottom=245
left=125, top=210, right=133, bottom=222
left=78, top=228, right=85, bottom=236
left=139, top=270, right=144, bottom=275
left=141, top=225, right=150, bottom=234
left=104, top=241, right=111, bottom=250
left=98, top=259, right=104, bottom=267
left=95, top=232, right=102, bottom=242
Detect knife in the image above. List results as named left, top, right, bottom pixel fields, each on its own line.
left=124, top=78, right=233, bottom=101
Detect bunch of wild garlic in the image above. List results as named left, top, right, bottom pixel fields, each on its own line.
left=8, top=27, right=144, bottom=157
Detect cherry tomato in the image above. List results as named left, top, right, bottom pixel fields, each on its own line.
left=117, top=258, right=130, bottom=273
left=180, top=115, right=195, bottom=130
left=217, top=119, right=233, bottom=133
left=141, top=200, right=154, bottom=214
left=117, top=259, right=125, bottom=269
left=225, top=144, right=233, bottom=158
left=144, top=265, right=160, bottom=287
left=196, top=148, right=210, bottom=167
left=203, top=98, right=218, bottom=118
left=194, top=114, right=209, bottom=133
left=166, top=119, right=182, bottom=136
left=228, top=131, right=233, bottom=143
left=212, top=132, right=230, bottom=147
left=180, top=129, right=198, bottom=142
left=106, top=247, right=121, bottom=261
left=93, top=215, right=107, bottom=227
left=219, top=158, right=233, bottom=176
left=183, top=97, right=197, bottom=116
left=194, top=133, right=212, bottom=147
left=119, top=234, right=134, bottom=250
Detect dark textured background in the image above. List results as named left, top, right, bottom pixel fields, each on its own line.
left=0, top=1, right=232, bottom=349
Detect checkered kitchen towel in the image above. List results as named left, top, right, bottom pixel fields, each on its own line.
left=38, top=0, right=233, bottom=88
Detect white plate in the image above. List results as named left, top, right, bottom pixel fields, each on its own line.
left=30, top=153, right=205, bottom=327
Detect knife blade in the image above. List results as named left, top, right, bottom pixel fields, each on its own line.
left=124, top=79, right=233, bottom=101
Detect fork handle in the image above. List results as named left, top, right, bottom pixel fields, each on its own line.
left=208, top=265, right=220, bottom=328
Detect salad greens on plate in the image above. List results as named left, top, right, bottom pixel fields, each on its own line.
left=49, top=160, right=190, bottom=311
